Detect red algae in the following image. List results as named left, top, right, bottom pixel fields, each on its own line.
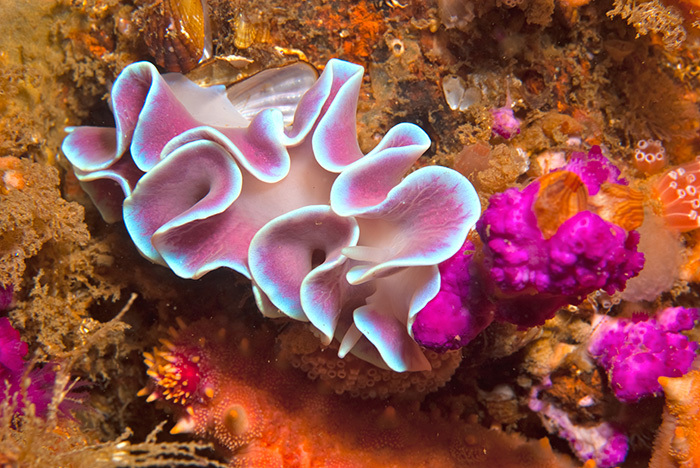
left=142, top=317, right=578, bottom=468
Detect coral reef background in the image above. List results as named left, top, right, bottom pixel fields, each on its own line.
left=2, top=0, right=700, bottom=466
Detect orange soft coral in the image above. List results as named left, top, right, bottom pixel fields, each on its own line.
left=140, top=316, right=579, bottom=468
left=651, top=370, right=700, bottom=468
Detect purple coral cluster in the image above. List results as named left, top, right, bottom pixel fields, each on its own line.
left=477, top=185, right=641, bottom=296
left=564, top=146, right=626, bottom=196
left=475, top=151, right=643, bottom=327
left=529, top=379, right=629, bottom=468
left=588, top=307, right=699, bottom=403
left=0, top=317, right=80, bottom=418
left=0, top=317, right=27, bottom=383
left=411, top=241, right=494, bottom=350
left=413, top=147, right=644, bottom=348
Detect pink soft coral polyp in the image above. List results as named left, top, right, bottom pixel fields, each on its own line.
left=62, top=59, right=481, bottom=372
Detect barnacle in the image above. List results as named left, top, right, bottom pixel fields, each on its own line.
left=143, top=0, right=212, bottom=73
left=232, top=9, right=270, bottom=49
left=590, top=183, right=645, bottom=231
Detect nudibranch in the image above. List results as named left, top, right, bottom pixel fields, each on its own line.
left=61, top=59, right=480, bottom=372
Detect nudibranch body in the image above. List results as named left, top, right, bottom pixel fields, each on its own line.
left=61, top=59, right=481, bottom=372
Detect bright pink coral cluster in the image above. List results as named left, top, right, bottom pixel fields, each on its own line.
left=0, top=317, right=27, bottom=383
left=61, top=60, right=481, bottom=372
left=475, top=150, right=643, bottom=327
left=529, top=378, right=629, bottom=468
left=412, top=148, right=644, bottom=347
left=563, top=146, right=626, bottom=195
left=411, top=241, right=494, bottom=350
left=588, top=307, right=699, bottom=403
left=477, top=184, right=641, bottom=297
left=0, top=317, right=82, bottom=418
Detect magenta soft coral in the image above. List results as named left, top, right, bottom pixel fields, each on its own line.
left=588, top=307, right=699, bottom=403
left=564, top=146, right=626, bottom=196
left=413, top=148, right=644, bottom=348
left=0, top=317, right=27, bottom=383
left=0, top=317, right=83, bottom=417
left=475, top=151, right=644, bottom=327
left=411, top=240, right=495, bottom=350
left=475, top=183, right=643, bottom=327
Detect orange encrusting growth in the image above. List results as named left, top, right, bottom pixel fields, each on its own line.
left=141, top=317, right=580, bottom=468
left=651, top=370, right=700, bottom=468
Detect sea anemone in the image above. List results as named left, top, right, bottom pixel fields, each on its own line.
left=653, top=159, right=700, bottom=232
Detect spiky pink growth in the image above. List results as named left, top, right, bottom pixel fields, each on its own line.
left=141, top=333, right=215, bottom=407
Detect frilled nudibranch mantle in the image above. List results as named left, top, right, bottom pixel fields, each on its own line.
left=61, top=59, right=480, bottom=372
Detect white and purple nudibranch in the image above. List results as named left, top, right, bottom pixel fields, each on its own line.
left=61, top=59, right=481, bottom=372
